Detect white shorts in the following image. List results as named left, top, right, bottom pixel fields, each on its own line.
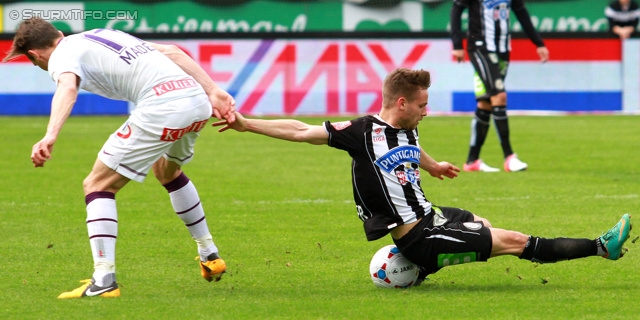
left=98, top=94, right=211, bottom=183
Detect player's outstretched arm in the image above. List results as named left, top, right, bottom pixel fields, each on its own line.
left=419, top=148, right=459, bottom=180
left=32, top=72, right=79, bottom=167
left=213, top=112, right=329, bottom=145
left=148, top=42, right=236, bottom=123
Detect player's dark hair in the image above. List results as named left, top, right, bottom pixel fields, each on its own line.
left=3, top=17, right=60, bottom=62
left=382, top=68, right=431, bottom=108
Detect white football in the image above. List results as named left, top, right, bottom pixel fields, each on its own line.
left=369, top=245, right=419, bottom=288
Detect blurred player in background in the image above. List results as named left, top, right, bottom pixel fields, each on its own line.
left=3, top=18, right=235, bottom=298
left=450, top=0, right=549, bottom=172
left=213, top=68, right=631, bottom=285
left=605, top=0, right=640, bottom=39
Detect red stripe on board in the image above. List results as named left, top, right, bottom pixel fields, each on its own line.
left=0, top=40, right=31, bottom=63
left=458, top=39, right=621, bottom=61
left=511, top=39, right=621, bottom=61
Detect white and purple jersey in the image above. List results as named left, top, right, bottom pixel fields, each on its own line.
left=47, top=29, right=211, bottom=182
left=47, top=29, right=204, bottom=109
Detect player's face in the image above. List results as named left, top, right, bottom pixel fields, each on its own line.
left=401, top=89, right=429, bottom=130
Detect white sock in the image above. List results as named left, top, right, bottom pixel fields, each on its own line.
left=164, top=173, right=220, bottom=261
left=165, top=174, right=213, bottom=241
left=196, top=235, right=219, bottom=261
left=85, top=192, right=118, bottom=286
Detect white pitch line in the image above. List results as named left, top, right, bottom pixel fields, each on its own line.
left=232, top=199, right=353, bottom=205
left=594, top=194, right=639, bottom=199
left=449, top=194, right=638, bottom=202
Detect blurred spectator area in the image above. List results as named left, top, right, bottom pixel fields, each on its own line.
left=0, top=0, right=440, bottom=5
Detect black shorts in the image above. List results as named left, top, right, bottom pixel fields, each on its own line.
left=393, top=206, right=493, bottom=275
left=468, top=48, right=509, bottom=100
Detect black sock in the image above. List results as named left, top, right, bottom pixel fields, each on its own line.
left=492, top=106, right=513, bottom=158
left=467, top=108, right=491, bottom=163
left=519, top=236, right=598, bottom=263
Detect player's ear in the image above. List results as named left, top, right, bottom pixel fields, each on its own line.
left=397, top=97, right=406, bottom=110
left=26, top=50, right=38, bottom=62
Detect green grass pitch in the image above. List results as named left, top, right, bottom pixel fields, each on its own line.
left=0, top=115, right=638, bottom=319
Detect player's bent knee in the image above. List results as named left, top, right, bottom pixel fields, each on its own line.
left=491, top=92, right=507, bottom=106
left=490, top=229, right=530, bottom=256
left=83, top=177, right=107, bottom=195
left=82, top=168, right=130, bottom=195
left=506, top=231, right=530, bottom=247
left=476, top=100, right=491, bottom=110
left=82, top=172, right=103, bottom=194
left=152, top=159, right=182, bottom=185
left=473, top=215, right=493, bottom=228
left=82, top=176, right=93, bottom=194
left=155, top=171, right=182, bottom=185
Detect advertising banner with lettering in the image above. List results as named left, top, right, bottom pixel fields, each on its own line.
left=0, top=0, right=612, bottom=33
left=0, top=38, right=629, bottom=116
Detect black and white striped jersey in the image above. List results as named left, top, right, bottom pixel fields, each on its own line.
left=324, top=115, right=432, bottom=241
left=605, top=0, right=640, bottom=30
left=451, top=0, right=544, bottom=53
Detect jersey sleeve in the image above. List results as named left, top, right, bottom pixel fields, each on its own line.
left=324, top=118, right=365, bottom=153
left=632, top=2, right=640, bottom=27
left=450, top=0, right=467, bottom=50
left=512, top=0, right=545, bottom=48
left=605, top=4, right=619, bottom=30
left=48, top=39, right=85, bottom=84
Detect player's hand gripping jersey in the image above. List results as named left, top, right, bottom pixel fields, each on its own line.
left=324, top=115, right=433, bottom=241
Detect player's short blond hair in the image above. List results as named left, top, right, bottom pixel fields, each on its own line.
left=382, top=68, right=431, bottom=109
